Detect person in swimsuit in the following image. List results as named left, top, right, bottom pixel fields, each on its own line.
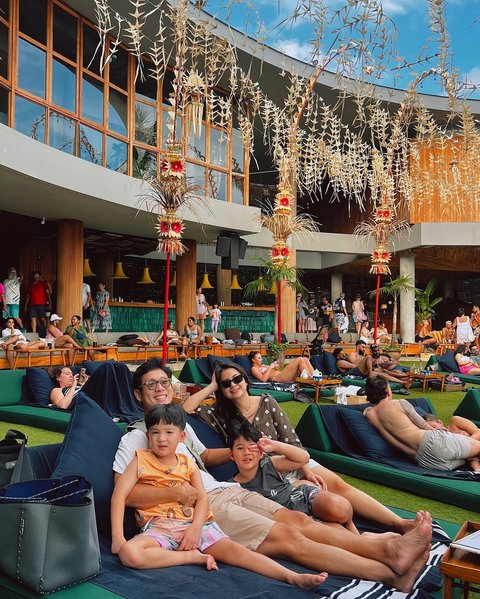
left=249, top=351, right=314, bottom=383
left=180, top=316, right=202, bottom=359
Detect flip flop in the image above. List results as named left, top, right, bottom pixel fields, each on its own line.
left=393, top=388, right=410, bottom=395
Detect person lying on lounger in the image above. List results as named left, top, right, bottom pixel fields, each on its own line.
left=364, top=375, right=480, bottom=472
left=248, top=351, right=314, bottom=383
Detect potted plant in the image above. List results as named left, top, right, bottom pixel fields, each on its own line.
left=415, top=278, right=443, bottom=325
left=266, top=341, right=290, bottom=367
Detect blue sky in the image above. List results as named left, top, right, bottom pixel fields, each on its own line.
left=206, top=0, right=480, bottom=98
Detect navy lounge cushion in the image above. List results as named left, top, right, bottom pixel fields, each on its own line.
left=207, top=354, right=234, bottom=373
left=234, top=354, right=253, bottom=377
left=339, top=407, right=405, bottom=461
left=310, top=354, right=327, bottom=374
left=25, top=367, right=57, bottom=406
left=187, top=416, right=236, bottom=481
left=83, top=359, right=116, bottom=376
left=437, top=349, right=460, bottom=373
left=196, top=357, right=213, bottom=380
left=323, top=351, right=341, bottom=375
left=52, top=392, right=123, bottom=533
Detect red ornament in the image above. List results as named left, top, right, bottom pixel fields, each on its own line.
left=170, top=160, right=184, bottom=174
left=272, top=248, right=279, bottom=256
left=160, top=221, right=170, bottom=232
left=279, top=197, right=290, bottom=206
left=171, top=222, right=182, bottom=233
left=280, top=247, right=289, bottom=256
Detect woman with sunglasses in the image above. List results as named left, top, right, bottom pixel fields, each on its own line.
left=183, top=362, right=417, bottom=532
left=249, top=351, right=314, bottom=383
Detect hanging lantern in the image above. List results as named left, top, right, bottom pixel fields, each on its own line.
left=267, top=280, right=277, bottom=295
left=137, top=267, right=155, bottom=284
left=369, top=245, right=391, bottom=275
left=112, top=261, right=128, bottom=279
left=156, top=212, right=186, bottom=255
left=184, top=70, right=206, bottom=138
left=229, top=274, right=242, bottom=290
left=83, top=258, right=95, bottom=277
left=200, top=272, right=214, bottom=289
left=170, top=271, right=177, bottom=287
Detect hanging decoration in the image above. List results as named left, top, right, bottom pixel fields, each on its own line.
left=184, top=70, right=206, bottom=138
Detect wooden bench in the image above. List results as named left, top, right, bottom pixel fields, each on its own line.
left=13, top=348, right=69, bottom=369
left=400, top=343, right=423, bottom=357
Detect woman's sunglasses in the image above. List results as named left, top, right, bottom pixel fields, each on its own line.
left=220, top=373, right=244, bottom=389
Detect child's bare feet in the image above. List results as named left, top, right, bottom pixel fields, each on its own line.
left=192, top=550, right=218, bottom=571
left=290, top=572, right=328, bottom=589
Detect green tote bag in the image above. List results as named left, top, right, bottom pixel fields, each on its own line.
left=0, top=475, right=101, bottom=594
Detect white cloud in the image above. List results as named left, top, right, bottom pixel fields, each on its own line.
left=274, top=38, right=313, bottom=62
left=464, top=67, right=480, bottom=86
left=378, top=0, right=419, bottom=17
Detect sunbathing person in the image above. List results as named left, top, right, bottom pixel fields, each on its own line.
left=423, top=414, right=480, bottom=468
left=334, top=343, right=407, bottom=385
left=49, top=362, right=143, bottom=422
left=364, top=375, right=480, bottom=471
left=249, top=350, right=314, bottom=383
left=228, top=419, right=358, bottom=533
left=2, top=317, right=47, bottom=353
left=454, top=344, right=480, bottom=376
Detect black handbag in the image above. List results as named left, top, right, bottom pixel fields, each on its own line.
left=0, top=475, right=101, bottom=594
left=0, top=429, right=34, bottom=487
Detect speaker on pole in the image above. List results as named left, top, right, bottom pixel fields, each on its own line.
left=215, top=236, right=230, bottom=257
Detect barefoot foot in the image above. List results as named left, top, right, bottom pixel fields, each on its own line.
left=191, top=550, right=218, bottom=570
left=395, top=510, right=423, bottom=534
left=390, top=545, right=430, bottom=592
left=291, top=572, right=328, bottom=589
left=382, top=511, right=432, bottom=575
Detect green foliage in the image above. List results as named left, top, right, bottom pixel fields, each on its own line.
left=243, top=257, right=307, bottom=299
left=266, top=341, right=289, bottom=361
left=369, top=275, right=414, bottom=344
left=415, top=278, right=443, bottom=323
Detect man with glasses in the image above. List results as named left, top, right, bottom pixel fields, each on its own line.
left=3, top=267, right=24, bottom=331
left=112, top=358, right=432, bottom=591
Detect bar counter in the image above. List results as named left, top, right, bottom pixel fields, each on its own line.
left=107, top=302, right=275, bottom=333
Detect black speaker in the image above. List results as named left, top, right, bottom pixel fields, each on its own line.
left=238, top=238, right=247, bottom=259
left=215, top=236, right=230, bottom=257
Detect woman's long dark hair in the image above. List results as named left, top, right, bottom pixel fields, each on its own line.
left=213, top=362, right=250, bottom=424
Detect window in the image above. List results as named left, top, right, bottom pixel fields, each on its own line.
left=0, top=85, right=8, bottom=125
left=0, top=22, right=8, bottom=79
left=52, top=58, right=76, bottom=112
left=79, top=123, right=102, bottom=164
left=186, top=161, right=205, bottom=187
left=231, top=127, right=244, bottom=173
left=135, top=73, right=157, bottom=102
left=18, top=38, right=45, bottom=98
left=210, top=127, right=227, bottom=167
left=208, top=169, right=227, bottom=201
left=108, top=87, right=127, bottom=136
left=0, top=0, right=9, bottom=21
left=53, top=5, right=77, bottom=62
left=14, top=95, right=45, bottom=141
left=232, top=174, right=245, bottom=204
left=19, top=0, right=47, bottom=45
left=109, top=46, right=128, bottom=90
left=133, top=146, right=157, bottom=178
left=106, top=135, right=127, bottom=173
left=49, top=111, right=76, bottom=155
left=82, top=74, right=103, bottom=125
left=187, top=123, right=205, bottom=161
left=82, top=24, right=101, bottom=75
left=135, top=101, right=157, bottom=145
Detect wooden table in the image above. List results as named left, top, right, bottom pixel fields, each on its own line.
left=13, top=347, right=68, bottom=369
left=295, top=377, right=343, bottom=403
left=72, top=345, right=119, bottom=364
left=405, top=371, right=446, bottom=393
left=441, top=521, right=480, bottom=598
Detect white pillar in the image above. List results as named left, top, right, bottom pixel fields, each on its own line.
left=331, top=272, right=343, bottom=302
left=400, top=254, right=416, bottom=343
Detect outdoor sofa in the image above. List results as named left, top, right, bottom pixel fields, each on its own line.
left=0, top=394, right=456, bottom=599
left=295, top=398, right=480, bottom=512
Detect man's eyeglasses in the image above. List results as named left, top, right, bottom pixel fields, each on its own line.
left=220, top=373, right=244, bottom=389
left=140, top=378, right=172, bottom=390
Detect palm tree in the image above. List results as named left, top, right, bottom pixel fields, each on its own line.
left=369, top=275, right=415, bottom=346
left=244, top=258, right=307, bottom=343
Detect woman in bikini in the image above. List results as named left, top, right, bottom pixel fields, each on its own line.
left=249, top=350, right=314, bottom=383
